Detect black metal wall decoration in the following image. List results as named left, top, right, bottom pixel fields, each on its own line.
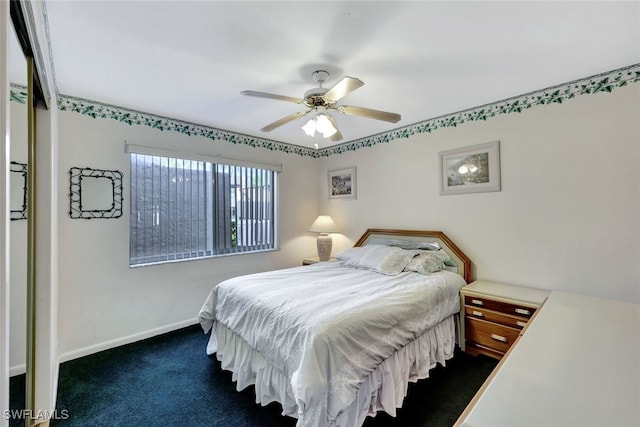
left=69, top=167, right=123, bottom=219
left=10, top=161, right=27, bottom=220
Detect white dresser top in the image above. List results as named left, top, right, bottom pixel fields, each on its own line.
left=459, top=290, right=640, bottom=426
left=463, top=280, right=551, bottom=306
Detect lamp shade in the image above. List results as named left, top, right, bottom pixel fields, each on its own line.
left=308, top=215, right=337, bottom=234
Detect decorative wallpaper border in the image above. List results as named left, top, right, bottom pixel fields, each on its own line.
left=318, top=63, right=640, bottom=157
left=57, top=94, right=320, bottom=157
left=10, top=63, right=640, bottom=158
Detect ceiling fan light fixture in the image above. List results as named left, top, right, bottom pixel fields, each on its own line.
left=302, top=118, right=317, bottom=137
left=301, top=113, right=337, bottom=139
left=315, top=113, right=337, bottom=138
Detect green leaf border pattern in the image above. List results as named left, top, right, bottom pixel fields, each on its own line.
left=319, top=64, right=640, bottom=157
left=10, top=64, right=640, bottom=158
left=57, top=95, right=318, bottom=157
left=9, top=84, right=27, bottom=104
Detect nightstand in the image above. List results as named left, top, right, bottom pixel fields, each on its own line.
left=302, top=257, right=334, bottom=265
left=460, top=281, right=550, bottom=359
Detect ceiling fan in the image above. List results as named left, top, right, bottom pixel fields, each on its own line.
left=241, top=70, right=401, bottom=142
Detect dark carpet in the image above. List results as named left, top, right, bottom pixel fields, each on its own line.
left=9, top=325, right=497, bottom=426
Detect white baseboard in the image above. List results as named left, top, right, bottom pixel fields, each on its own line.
left=57, top=318, right=199, bottom=364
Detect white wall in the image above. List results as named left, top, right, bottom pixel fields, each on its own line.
left=320, top=84, right=640, bottom=303
left=9, top=80, right=638, bottom=369
left=55, top=111, right=321, bottom=359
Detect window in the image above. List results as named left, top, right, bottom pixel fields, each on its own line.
left=129, top=152, right=278, bottom=266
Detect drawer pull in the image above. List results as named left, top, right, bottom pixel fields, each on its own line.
left=515, top=308, right=531, bottom=316
left=470, top=299, right=484, bottom=306
left=472, top=310, right=484, bottom=318
left=490, top=334, right=508, bottom=343
left=516, top=321, right=527, bottom=328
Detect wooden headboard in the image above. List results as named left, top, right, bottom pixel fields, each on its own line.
left=354, top=228, right=473, bottom=283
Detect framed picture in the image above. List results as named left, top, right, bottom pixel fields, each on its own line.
left=69, top=167, right=124, bottom=219
left=328, top=167, right=357, bottom=199
left=439, top=141, right=501, bottom=195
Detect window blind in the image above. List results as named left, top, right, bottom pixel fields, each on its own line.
left=129, top=152, right=277, bottom=266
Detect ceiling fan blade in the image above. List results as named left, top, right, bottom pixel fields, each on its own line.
left=326, top=115, right=343, bottom=142
left=261, top=110, right=310, bottom=132
left=337, top=105, right=401, bottom=123
left=241, top=90, right=303, bottom=104
left=323, top=76, right=364, bottom=103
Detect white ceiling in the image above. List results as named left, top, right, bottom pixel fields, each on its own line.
left=9, top=1, right=640, bottom=149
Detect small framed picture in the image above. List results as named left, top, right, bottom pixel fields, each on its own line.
left=439, top=141, right=501, bottom=195
left=328, top=167, right=357, bottom=199
left=69, top=167, right=124, bottom=219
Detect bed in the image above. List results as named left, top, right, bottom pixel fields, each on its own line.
left=197, top=228, right=472, bottom=427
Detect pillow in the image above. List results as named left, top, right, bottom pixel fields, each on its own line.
left=368, top=238, right=441, bottom=251
left=404, top=253, right=445, bottom=275
left=404, top=250, right=456, bottom=274
left=419, top=249, right=456, bottom=267
left=336, top=245, right=418, bottom=276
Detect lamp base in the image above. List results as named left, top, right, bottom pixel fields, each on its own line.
left=316, top=234, right=332, bottom=261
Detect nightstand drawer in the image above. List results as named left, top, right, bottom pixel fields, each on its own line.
left=465, top=317, right=520, bottom=354
left=464, top=306, right=529, bottom=329
left=464, top=295, right=536, bottom=318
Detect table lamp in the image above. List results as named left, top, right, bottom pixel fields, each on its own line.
left=308, top=215, right=337, bottom=261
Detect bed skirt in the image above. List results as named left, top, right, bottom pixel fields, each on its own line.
left=206, top=315, right=456, bottom=427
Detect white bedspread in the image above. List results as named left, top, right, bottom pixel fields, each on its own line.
left=198, top=261, right=466, bottom=427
